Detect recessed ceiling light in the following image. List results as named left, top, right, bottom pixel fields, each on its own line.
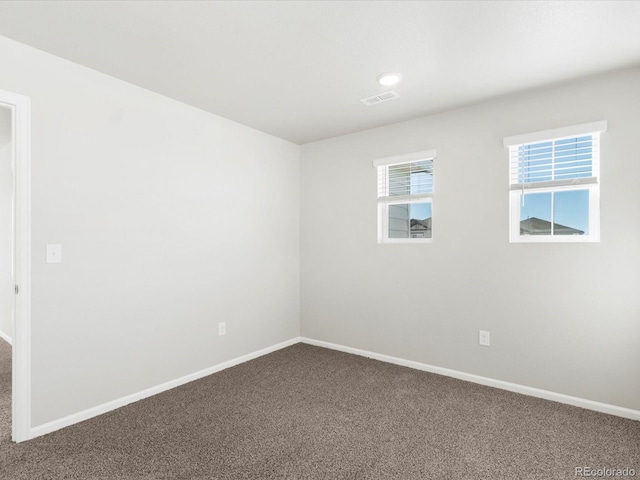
left=377, top=72, right=403, bottom=86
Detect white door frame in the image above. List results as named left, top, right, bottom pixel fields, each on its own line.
left=0, top=89, right=31, bottom=443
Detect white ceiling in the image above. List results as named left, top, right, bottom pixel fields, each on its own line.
left=0, top=1, right=639, bottom=145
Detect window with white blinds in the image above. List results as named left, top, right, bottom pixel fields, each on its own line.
left=374, top=150, right=435, bottom=243
left=377, top=159, right=434, bottom=199
left=508, top=135, right=598, bottom=190
left=504, top=121, right=606, bottom=243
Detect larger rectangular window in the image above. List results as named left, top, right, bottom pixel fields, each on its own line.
left=374, top=150, right=435, bottom=243
left=505, top=121, right=606, bottom=243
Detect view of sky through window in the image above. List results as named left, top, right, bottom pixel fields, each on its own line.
left=520, top=190, right=589, bottom=234
left=517, top=135, right=592, bottom=235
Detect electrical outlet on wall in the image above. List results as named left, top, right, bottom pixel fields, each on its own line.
left=46, top=244, right=62, bottom=263
left=479, top=330, right=490, bottom=347
left=218, top=322, right=226, bottom=336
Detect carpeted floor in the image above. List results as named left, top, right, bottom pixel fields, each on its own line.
left=0, top=340, right=639, bottom=479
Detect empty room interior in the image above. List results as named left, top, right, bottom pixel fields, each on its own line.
left=0, top=1, right=639, bottom=478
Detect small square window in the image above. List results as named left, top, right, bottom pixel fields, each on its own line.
left=505, top=122, right=605, bottom=243
left=374, top=151, right=435, bottom=243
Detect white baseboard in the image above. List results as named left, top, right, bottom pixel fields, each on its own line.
left=27, top=335, right=638, bottom=441
left=29, top=336, right=302, bottom=440
left=300, top=337, right=640, bottom=422
left=0, top=329, right=11, bottom=345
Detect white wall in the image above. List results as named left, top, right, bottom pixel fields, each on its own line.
left=0, top=108, right=13, bottom=342
left=301, top=68, right=640, bottom=411
left=0, top=35, right=300, bottom=426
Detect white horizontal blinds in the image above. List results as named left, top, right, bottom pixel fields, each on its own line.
left=509, top=133, right=599, bottom=190
left=377, top=159, right=434, bottom=201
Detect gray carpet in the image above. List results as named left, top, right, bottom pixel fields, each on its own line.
left=0, top=340, right=638, bottom=479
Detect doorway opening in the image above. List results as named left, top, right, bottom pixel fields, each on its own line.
left=0, top=104, right=12, bottom=442
left=0, top=89, right=31, bottom=443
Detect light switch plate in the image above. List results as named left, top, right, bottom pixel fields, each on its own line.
left=46, top=244, right=62, bottom=263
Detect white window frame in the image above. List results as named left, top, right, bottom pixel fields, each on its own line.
left=374, top=150, right=435, bottom=244
left=504, top=121, right=606, bottom=243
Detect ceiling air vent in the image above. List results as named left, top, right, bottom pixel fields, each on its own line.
left=360, top=90, right=400, bottom=106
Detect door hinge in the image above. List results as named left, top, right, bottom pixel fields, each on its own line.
left=15, top=285, right=19, bottom=295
